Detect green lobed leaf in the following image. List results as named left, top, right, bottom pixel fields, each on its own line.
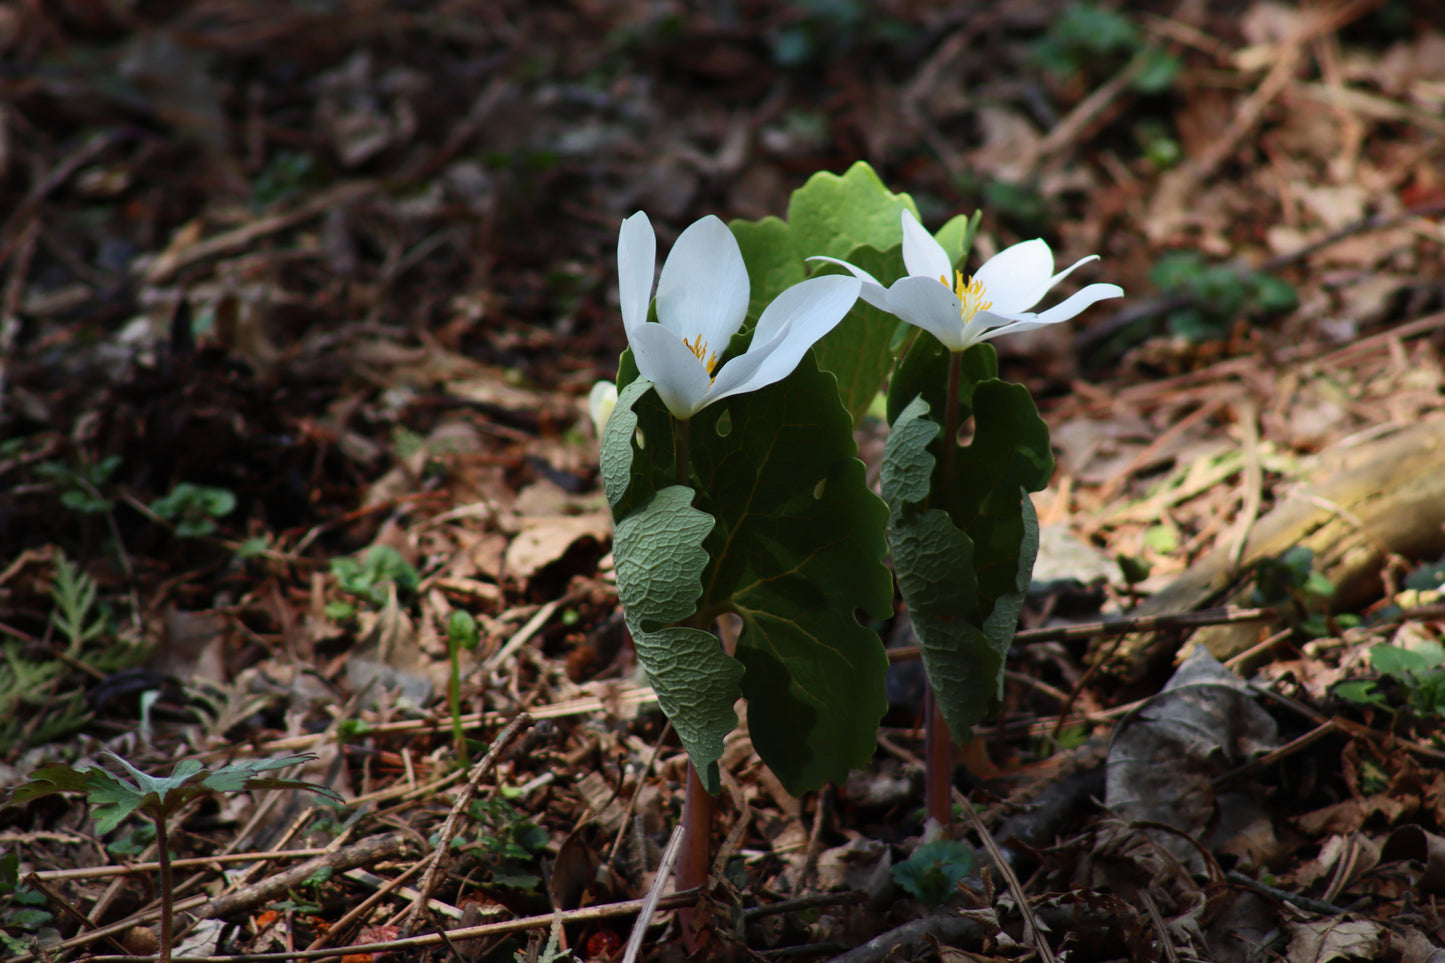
left=601, top=376, right=674, bottom=522
left=730, top=216, right=805, bottom=324
left=88, top=778, right=145, bottom=835
left=633, top=625, right=742, bottom=794
left=609, top=453, right=739, bottom=793
left=787, top=160, right=919, bottom=262
left=690, top=352, right=892, bottom=795
left=0, top=765, right=95, bottom=810
left=1, top=752, right=339, bottom=835
left=612, top=486, right=715, bottom=632
left=198, top=754, right=334, bottom=794
left=886, top=336, right=999, bottom=428
left=605, top=344, right=892, bottom=795
left=932, top=211, right=982, bottom=268
left=881, top=343, right=1052, bottom=741
left=729, top=161, right=921, bottom=426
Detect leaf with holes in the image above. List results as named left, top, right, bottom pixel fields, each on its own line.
left=882, top=340, right=1052, bottom=740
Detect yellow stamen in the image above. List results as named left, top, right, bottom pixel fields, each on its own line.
left=941, top=270, right=992, bottom=323
left=684, top=335, right=719, bottom=380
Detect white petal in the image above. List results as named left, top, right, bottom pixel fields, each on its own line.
left=699, top=344, right=775, bottom=407
left=974, top=238, right=1055, bottom=314
left=900, top=210, right=953, bottom=284
left=967, top=308, right=1035, bottom=335
left=885, top=275, right=969, bottom=351
left=1029, top=282, right=1124, bottom=326
left=1047, top=254, right=1100, bottom=291
left=627, top=322, right=714, bottom=420
left=706, top=275, right=860, bottom=406
left=807, top=256, right=888, bottom=309
left=655, top=215, right=749, bottom=351
left=617, top=212, right=656, bottom=337
left=752, top=274, right=860, bottom=345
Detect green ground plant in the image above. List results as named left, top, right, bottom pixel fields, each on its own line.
left=33, top=454, right=122, bottom=515
left=0, top=552, right=142, bottom=755
left=447, top=610, right=481, bottom=766
left=1, top=752, right=341, bottom=963
left=327, top=545, right=421, bottom=619
left=149, top=482, right=236, bottom=538
left=1337, top=639, right=1445, bottom=717
left=458, top=793, right=550, bottom=891
left=1150, top=252, right=1299, bottom=342
left=891, top=839, right=976, bottom=907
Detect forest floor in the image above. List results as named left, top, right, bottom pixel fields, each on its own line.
left=3, top=1, right=1445, bottom=961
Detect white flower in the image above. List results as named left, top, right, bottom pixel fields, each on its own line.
left=588, top=380, right=617, bottom=436
left=811, top=210, right=1122, bottom=352
left=619, top=211, right=860, bottom=420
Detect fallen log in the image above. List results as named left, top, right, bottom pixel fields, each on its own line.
left=1096, top=416, right=1445, bottom=682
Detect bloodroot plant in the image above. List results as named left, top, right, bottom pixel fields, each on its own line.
left=598, top=162, right=1123, bottom=942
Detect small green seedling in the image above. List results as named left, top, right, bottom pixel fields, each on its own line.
left=891, top=839, right=976, bottom=907
left=454, top=795, right=549, bottom=892
left=150, top=482, right=237, bottom=538
left=35, top=455, right=122, bottom=515
left=328, top=545, right=420, bottom=618
left=1251, top=547, right=1334, bottom=607
left=1, top=751, right=342, bottom=963
left=1250, top=546, right=1358, bottom=638
left=1032, top=4, right=1179, bottom=94
left=447, top=610, right=481, bottom=766
left=1, top=852, right=57, bottom=956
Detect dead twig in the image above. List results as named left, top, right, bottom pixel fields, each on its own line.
left=958, top=796, right=1060, bottom=963
left=887, top=606, right=1279, bottom=664
left=621, top=825, right=685, bottom=963
left=141, top=180, right=377, bottom=285
left=1227, top=399, right=1263, bottom=573
left=1030, top=52, right=1147, bottom=169
left=79, top=890, right=709, bottom=963
left=399, top=712, right=533, bottom=937
left=190, top=833, right=416, bottom=923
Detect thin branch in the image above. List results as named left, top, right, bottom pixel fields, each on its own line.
left=400, top=712, right=534, bottom=937
left=888, top=605, right=1279, bottom=663
left=621, top=825, right=684, bottom=963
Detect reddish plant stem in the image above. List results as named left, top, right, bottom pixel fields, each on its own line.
left=923, top=350, right=964, bottom=830
left=923, top=688, right=953, bottom=829
left=676, top=762, right=712, bottom=895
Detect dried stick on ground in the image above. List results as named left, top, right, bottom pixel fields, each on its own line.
left=190, top=834, right=417, bottom=923
left=400, top=712, right=534, bottom=937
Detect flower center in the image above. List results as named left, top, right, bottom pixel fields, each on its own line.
left=942, top=271, right=993, bottom=324
left=684, top=335, right=719, bottom=380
